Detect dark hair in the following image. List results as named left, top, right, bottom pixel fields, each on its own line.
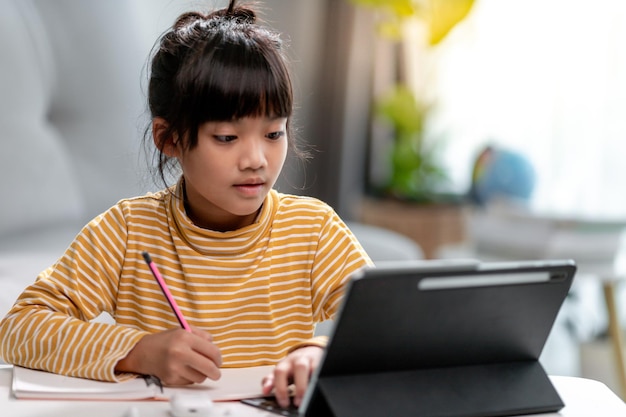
left=145, top=0, right=305, bottom=186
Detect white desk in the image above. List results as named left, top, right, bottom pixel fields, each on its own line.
left=1, top=366, right=624, bottom=416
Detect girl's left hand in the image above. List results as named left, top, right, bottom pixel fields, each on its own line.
left=261, top=345, right=323, bottom=409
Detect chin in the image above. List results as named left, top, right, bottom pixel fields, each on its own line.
left=231, top=203, right=264, bottom=217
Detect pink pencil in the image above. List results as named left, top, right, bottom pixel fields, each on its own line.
left=142, top=251, right=191, bottom=332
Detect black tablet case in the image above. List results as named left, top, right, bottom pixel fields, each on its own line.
left=302, top=260, right=576, bottom=417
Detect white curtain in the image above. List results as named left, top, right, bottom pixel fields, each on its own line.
left=426, top=0, right=626, bottom=219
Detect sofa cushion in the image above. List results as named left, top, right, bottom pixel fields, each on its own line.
left=34, top=0, right=156, bottom=216
left=0, top=1, right=84, bottom=236
left=0, top=120, right=84, bottom=236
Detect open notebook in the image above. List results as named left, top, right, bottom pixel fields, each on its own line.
left=12, top=365, right=271, bottom=401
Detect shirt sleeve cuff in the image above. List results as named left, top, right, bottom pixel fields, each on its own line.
left=287, top=335, right=329, bottom=354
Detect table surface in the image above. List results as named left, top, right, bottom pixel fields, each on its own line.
left=1, top=366, right=624, bottom=417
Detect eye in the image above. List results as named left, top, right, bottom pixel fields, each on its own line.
left=213, top=135, right=237, bottom=143
left=266, top=131, right=285, bottom=140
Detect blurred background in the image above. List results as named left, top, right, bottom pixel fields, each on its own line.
left=2, top=0, right=626, bottom=399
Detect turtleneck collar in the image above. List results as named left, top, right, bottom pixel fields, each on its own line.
left=166, top=178, right=277, bottom=256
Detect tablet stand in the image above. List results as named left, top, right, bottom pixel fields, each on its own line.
left=307, top=361, right=563, bottom=417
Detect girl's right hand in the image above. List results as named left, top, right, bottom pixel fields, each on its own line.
left=116, top=326, right=222, bottom=385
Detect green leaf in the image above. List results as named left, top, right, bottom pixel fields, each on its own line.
left=376, top=86, right=424, bottom=136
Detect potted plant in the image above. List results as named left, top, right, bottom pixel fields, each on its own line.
left=350, top=0, right=475, bottom=203
left=349, top=0, right=475, bottom=258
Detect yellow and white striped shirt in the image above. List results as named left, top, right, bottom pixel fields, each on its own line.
left=0, top=185, right=371, bottom=381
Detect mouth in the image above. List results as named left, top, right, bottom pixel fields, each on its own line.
left=235, top=178, right=265, bottom=186
left=233, top=179, right=266, bottom=196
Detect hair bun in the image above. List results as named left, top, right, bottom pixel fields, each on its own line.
left=172, top=2, right=257, bottom=32
left=173, top=11, right=208, bottom=31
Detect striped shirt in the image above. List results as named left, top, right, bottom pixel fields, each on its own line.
left=0, top=184, right=372, bottom=381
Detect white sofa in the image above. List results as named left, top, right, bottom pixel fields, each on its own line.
left=0, top=0, right=157, bottom=318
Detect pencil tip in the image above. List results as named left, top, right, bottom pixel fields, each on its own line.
left=142, top=251, right=151, bottom=263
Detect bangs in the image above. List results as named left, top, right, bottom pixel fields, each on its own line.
left=183, top=39, right=293, bottom=123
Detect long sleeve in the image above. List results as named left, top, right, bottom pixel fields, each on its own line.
left=314, top=212, right=373, bottom=321
left=269, top=201, right=374, bottom=353
left=0, top=206, right=149, bottom=381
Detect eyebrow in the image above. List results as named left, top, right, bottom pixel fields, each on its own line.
left=228, top=116, right=288, bottom=125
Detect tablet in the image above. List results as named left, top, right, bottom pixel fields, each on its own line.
left=300, top=259, right=576, bottom=417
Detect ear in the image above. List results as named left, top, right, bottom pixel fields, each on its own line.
left=152, top=117, right=180, bottom=158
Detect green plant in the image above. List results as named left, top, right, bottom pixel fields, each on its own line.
left=376, top=85, right=447, bottom=201
left=350, top=0, right=475, bottom=202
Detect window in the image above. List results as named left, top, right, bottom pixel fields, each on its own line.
left=425, top=0, right=626, bottom=219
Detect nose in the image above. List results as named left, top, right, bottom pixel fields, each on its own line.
left=238, top=137, right=267, bottom=171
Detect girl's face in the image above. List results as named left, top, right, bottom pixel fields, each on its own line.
left=177, top=116, right=288, bottom=231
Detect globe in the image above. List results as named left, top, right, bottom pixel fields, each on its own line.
left=469, top=146, right=536, bottom=205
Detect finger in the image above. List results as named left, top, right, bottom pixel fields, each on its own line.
left=189, top=359, right=221, bottom=381
left=188, top=333, right=223, bottom=373
left=272, top=362, right=293, bottom=408
left=186, top=346, right=222, bottom=381
left=190, top=326, right=213, bottom=342
left=171, top=330, right=222, bottom=381
left=160, top=349, right=220, bottom=384
left=292, top=356, right=312, bottom=407
left=161, top=365, right=208, bottom=386
left=261, top=373, right=274, bottom=395
left=193, top=340, right=223, bottom=368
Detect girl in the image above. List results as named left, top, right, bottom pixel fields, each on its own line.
left=0, top=0, right=371, bottom=409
